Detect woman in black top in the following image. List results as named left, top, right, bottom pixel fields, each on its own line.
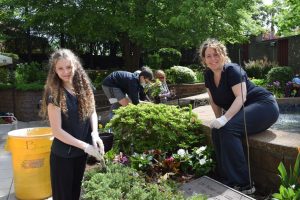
left=40, top=49, right=104, bottom=200
left=199, top=39, right=279, bottom=194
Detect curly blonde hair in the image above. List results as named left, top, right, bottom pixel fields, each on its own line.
left=40, top=49, right=95, bottom=121
left=198, top=38, right=231, bottom=66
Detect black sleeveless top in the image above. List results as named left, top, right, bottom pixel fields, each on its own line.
left=47, top=89, right=92, bottom=158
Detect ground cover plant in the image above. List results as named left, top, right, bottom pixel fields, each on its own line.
left=82, top=162, right=207, bottom=200
left=83, top=103, right=213, bottom=199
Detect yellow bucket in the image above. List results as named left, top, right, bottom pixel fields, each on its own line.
left=6, top=127, right=53, bottom=200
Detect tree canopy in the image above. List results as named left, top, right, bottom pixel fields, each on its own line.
left=276, top=0, right=300, bottom=36
left=0, top=0, right=264, bottom=69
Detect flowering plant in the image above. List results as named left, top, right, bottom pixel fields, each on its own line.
left=191, top=146, right=214, bottom=176
left=127, top=147, right=214, bottom=180
left=172, top=149, right=193, bottom=173
left=172, top=146, right=214, bottom=176
left=268, top=80, right=283, bottom=98
left=130, top=152, right=153, bottom=171
left=112, top=152, right=129, bottom=165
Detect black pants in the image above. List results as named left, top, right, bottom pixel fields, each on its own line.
left=50, top=152, right=87, bottom=200
left=212, top=96, right=279, bottom=187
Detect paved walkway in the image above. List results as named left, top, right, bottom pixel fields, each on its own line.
left=0, top=120, right=49, bottom=200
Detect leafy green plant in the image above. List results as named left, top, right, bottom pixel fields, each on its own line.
left=166, top=66, right=197, bottom=84
left=130, top=152, right=154, bottom=171
left=267, top=66, right=293, bottom=86
left=195, top=71, right=205, bottom=83
left=82, top=162, right=190, bottom=200
left=250, top=78, right=268, bottom=87
left=272, top=153, right=300, bottom=200
left=106, top=103, right=204, bottom=154
left=158, top=48, right=182, bottom=69
left=144, top=79, right=162, bottom=99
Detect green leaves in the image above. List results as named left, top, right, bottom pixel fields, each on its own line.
left=273, top=153, right=300, bottom=200
left=106, top=103, right=203, bottom=154
left=82, top=162, right=187, bottom=200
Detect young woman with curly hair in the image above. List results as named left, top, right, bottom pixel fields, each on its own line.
left=40, top=49, right=104, bottom=200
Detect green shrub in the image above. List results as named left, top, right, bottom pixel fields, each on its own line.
left=266, top=66, right=293, bottom=86
left=0, top=67, right=9, bottom=83
left=166, top=66, right=196, bottom=84
left=106, top=103, right=204, bottom=154
left=195, top=71, right=205, bottom=83
left=244, top=57, right=278, bottom=79
left=158, top=48, right=181, bottom=69
left=185, top=64, right=205, bottom=83
left=82, top=163, right=190, bottom=200
left=144, top=53, right=162, bottom=69
left=15, top=62, right=48, bottom=84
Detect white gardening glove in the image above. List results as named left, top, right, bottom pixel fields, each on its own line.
left=91, top=131, right=105, bottom=156
left=210, top=115, right=228, bottom=129
left=84, top=144, right=102, bottom=161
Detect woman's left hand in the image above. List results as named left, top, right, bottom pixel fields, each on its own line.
left=91, top=131, right=105, bottom=156
left=210, top=115, right=228, bottom=129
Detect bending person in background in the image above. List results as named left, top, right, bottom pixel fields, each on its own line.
left=154, top=70, right=171, bottom=103
left=102, top=68, right=153, bottom=119
left=199, top=38, right=279, bottom=195
left=40, top=49, right=104, bottom=200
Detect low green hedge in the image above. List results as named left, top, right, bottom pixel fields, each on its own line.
left=82, top=162, right=206, bottom=200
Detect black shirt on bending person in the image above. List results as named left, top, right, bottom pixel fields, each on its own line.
left=102, top=71, right=146, bottom=104
left=204, top=63, right=273, bottom=111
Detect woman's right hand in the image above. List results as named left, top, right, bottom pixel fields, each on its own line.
left=84, top=144, right=102, bottom=161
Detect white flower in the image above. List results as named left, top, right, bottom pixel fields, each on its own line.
left=199, top=158, right=206, bottom=165
left=177, top=149, right=186, bottom=157
left=291, top=184, right=296, bottom=189
left=200, top=146, right=206, bottom=151
left=196, top=146, right=207, bottom=155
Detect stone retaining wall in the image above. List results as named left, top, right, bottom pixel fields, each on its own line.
left=0, top=89, right=42, bottom=121
left=193, top=104, right=300, bottom=194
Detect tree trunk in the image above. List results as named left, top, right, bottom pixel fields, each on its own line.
left=89, top=43, right=94, bottom=68
left=109, top=41, right=118, bottom=57
left=25, top=6, right=32, bottom=62
left=26, top=28, right=32, bottom=62
left=60, top=32, right=65, bottom=48
left=119, top=33, right=142, bottom=71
